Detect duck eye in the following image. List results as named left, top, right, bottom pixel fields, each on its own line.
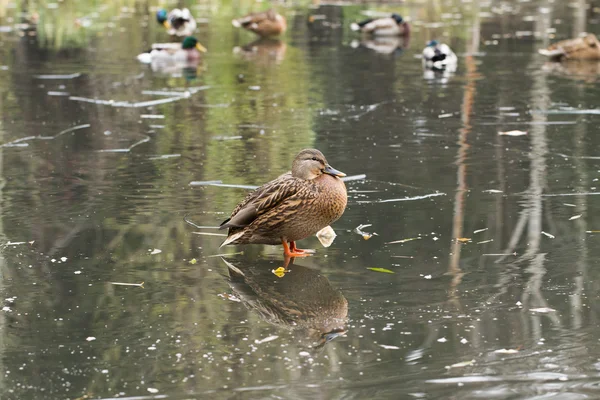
left=311, top=157, right=318, bottom=161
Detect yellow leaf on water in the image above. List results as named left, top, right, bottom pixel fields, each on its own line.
left=456, top=238, right=471, bottom=243
left=367, top=267, right=395, bottom=274
left=189, top=258, right=197, bottom=264
left=272, top=267, right=287, bottom=278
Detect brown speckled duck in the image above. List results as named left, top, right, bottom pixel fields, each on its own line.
left=232, top=9, right=287, bottom=38
left=219, top=149, right=347, bottom=257
left=539, top=33, right=600, bottom=61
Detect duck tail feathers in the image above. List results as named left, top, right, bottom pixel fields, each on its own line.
left=220, top=231, right=244, bottom=248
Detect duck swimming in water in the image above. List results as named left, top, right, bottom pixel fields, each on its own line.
left=350, top=13, right=410, bottom=37
left=219, top=149, right=347, bottom=257
left=422, top=40, right=457, bottom=72
left=136, top=36, right=207, bottom=65
left=156, top=8, right=197, bottom=37
left=232, top=9, right=287, bottom=37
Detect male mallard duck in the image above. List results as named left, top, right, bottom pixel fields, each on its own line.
left=219, top=149, right=347, bottom=257
left=422, top=40, right=457, bottom=71
left=222, top=257, right=348, bottom=348
left=136, top=36, right=207, bottom=64
left=539, top=33, right=600, bottom=61
left=156, top=8, right=197, bottom=37
left=232, top=9, right=287, bottom=38
left=350, top=13, right=410, bottom=36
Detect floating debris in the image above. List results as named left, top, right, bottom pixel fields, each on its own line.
left=70, top=95, right=188, bottom=108
left=354, top=224, right=377, bottom=240
left=391, top=255, right=414, bottom=259
left=47, top=91, right=70, bottom=96
left=386, top=237, right=422, bottom=244
left=190, top=182, right=259, bottom=190
left=212, top=135, right=243, bottom=141
left=207, top=252, right=244, bottom=258
left=97, top=135, right=150, bottom=153
left=189, top=180, right=223, bottom=186
left=189, top=259, right=197, bottom=264
left=1, top=124, right=90, bottom=147
left=499, top=130, right=528, bottom=136
left=148, top=154, right=181, bottom=160
left=192, top=232, right=227, bottom=237
left=140, top=114, right=165, bottom=119
left=255, top=335, right=278, bottom=344
left=149, top=249, right=162, bottom=255
left=358, top=192, right=445, bottom=204
left=341, top=174, right=367, bottom=182
left=316, top=226, right=336, bottom=248
left=379, top=344, right=400, bottom=350
left=86, top=336, right=96, bottom=342
left=483, top=189, right=503, bottom=194
left=438, top=113, right=453, bottom=118
left=272, top=267, right=287, bottom=278
left=109, top=282, right=145, bottom=287
left=477, top=239, right=494, bottom=244
left=445, top=359, right=475, bottom=369
left=367, top=267, right=395, bottom=274
left=563, top=203, right=576, bottom=207
left=474, top=228, right=488, bottom=234
left=494, top=348, right=520, bottom=354
left=530, top=307, right=556, bottom=313
left=456, top=238, right=471, bottom=243
left=541, top=231, right=555, bottom=239
left=36, top=73, right=81, bottom=79
left=483, top=252, right=517, bottom=256
left=569, top=214, right=582, bottom=220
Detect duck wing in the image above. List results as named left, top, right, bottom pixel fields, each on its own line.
left=356, top=17, right=397, bottom=33
left=220, top=173, right=317, bottom=229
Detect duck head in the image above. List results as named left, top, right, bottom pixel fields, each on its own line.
left=182, top=36, right=207, bottom=52
left=156, top=9, right=170, bottom=28
left=292, top=149, right=346, bottom=180
left=426, top=39, right=439, bottom=48
left=391, top=13, right=404, bottom=24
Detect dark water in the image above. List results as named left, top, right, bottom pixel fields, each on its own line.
left=1, top=0, right=600, bottom=398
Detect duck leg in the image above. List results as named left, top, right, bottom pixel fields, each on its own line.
left=290, top=241, right=315, bottom=255
left=281, top=239, right=312, bottom=257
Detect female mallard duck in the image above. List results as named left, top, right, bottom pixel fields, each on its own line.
left=539, top=33, right=600, bottom=61
left=350, top=13, right=410, bottom=36
left=156, top=8, right=197, bottom=37
left=232, top=9, right=287, bottom=37
left=422, top=40, right=457, bottom=71
left=219, top=149, right=347, bottom=257
left=136, top=36, right=207, bottom=64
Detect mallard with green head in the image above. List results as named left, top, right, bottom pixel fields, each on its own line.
left=539, top=33, right=600, bottom=61
left=351, top=13, right=410, bottom=36
left=156, top=8, right=197, bottom=37
left=232, top=9, right=287, bottom=38
left=219, top=149, right=347, bottom=257
left=137, top=36, right=207, bottom=64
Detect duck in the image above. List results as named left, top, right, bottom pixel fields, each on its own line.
left=232, top=9, right=287, bottom=38
left=422, top=40, right=457, bottom=71
left=219, top=149, right=347, bottom=257
left=222, top=256, right=348, bottom=348
left=350, top=13, right=410, bottom=36
left=539, top=33, right=600, bottom=61
left=136, top=36, right=207, bottom=65
left=156, top=8, right=197, bottom=37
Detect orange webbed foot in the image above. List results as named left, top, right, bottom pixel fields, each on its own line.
left=282, top=240, right=314, bottom=257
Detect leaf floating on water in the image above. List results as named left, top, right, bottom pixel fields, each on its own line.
left=110, top=282, right=144, bottom=287
left=494, top=348, right=519, bottom=354
left=272, top=267, right=288, bottom=278
left=367, top=267, right=395, bottom=274
left=379, top=344, right=400, bottom=350
left=386, top=237, right=422, bottom=244
left=569, top=214, right=582, bottom=220
left=498, top=130, right=528, bottom=136
left=445, top=359, right=476, bottom=369
left=316, top=226, right=336, bottom=248
left=189, top=258, right=197, bottom=264
left=255, top=335, right=278, bottom=344
left=541, top=231, right=555, bottom=239
left=456, top=238, right=471, bottom=243
left=530, top=307, right=556, bottom=313
left=149, top=249, right=162, bottom=255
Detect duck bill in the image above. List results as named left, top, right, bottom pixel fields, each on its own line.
left=162, top=21, right=170, bottom=29
left=196, top=43, right=207, bottom=53
left=323, top=164, right=346, bottom=177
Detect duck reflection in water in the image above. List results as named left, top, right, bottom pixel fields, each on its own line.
left=233, top=38, right=287, bottom=65
left=221, top=256, right=348, bottom=348
left=350, top=35, right=410, bottom=56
